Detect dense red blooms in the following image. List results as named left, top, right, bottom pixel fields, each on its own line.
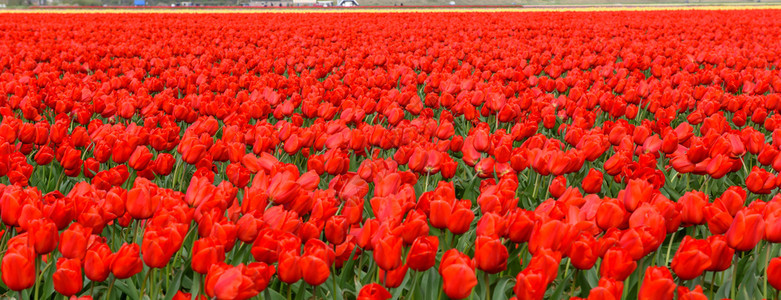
left=0, top=9, right=780, bottom=299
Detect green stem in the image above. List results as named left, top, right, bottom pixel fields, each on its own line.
left=332, top=267, right=338, bottom=300
left=424, top=171, right=430, bottom=192
left=767, top=245, right=772, bottom=299
left=483, top=271, right=491, bottom=300
left=410, top=271, right=420, bottom=300
left=133, top=219, right=141, bottom=245
left=54, top=170, right=64, bottom=191
left=106, top=278, right=116, bottom=300
left=570, top=269, right=579, bottom=298
left=33, top=256, right=40, bottom=300
left=731, top=254, right=738, bottom=299
left=710, top=271, right=715, bottom=300
left=139, top=268, right=152, bottom=298
left=191, top=273, right=201, bottom=299
left=34, top=258, right=53, bottom=299
left=665, top=230, right=677, bottom=264
left=287, top=283, right=292, bottom=300
left=151, top=268, right=158, bottom=300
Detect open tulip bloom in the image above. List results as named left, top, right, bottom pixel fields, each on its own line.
left=2, top=7, right=781, bottom=300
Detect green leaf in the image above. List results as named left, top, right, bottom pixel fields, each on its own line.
left=584, top=267, right=599, bottom=289
left=340, top=247, right=359, bottom=284
left=549, top=269, right=573, bottom=299
left=390, top=272, right=411, bottom=299
left=266, top=288, right=286, bottom=300
left=492, top=277, right=513, bottom=300
left=164, top=268, right=185, bottom=300
left=114, top=278, right=140, bottom=300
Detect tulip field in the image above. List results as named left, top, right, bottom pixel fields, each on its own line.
left=3, top=8, right=781, bottom=300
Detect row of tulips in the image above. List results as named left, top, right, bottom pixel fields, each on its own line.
left=2, top=9, right=781, bottom=300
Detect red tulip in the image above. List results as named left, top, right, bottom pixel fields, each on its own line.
left=126, top=178, right=160, bottom=219
left=447, top=201, right=475, bottom=235
left=671, top=236, right=711, bottom=280
left=325, top=215, right=349, bottom=245
left=28, top=218, right=58, bottom=255
left=596, top=198, right=628, bottom=230
left=299, top=254, right=330, bottom=286
left=373, top=233, right=402, bottom=271
left=514, top=269, right=546, bottom=300
left=441, top=257, right=477, bottom=299
left=769, top=257, right=781, bottom=291
left=678, top=191, right=707, bottom=225
left=59, top=222, right=92, bottom=260
left=582, top=168, right=603, bottom=194
left=726, top=209, right=766, bottom=251
left=474, top=236, right=508, bottom=274
left=600, top=247, right=637, bottom=281
left=358, top=283, right=391, bottom=300
left=53, top=257, right=83, bottom=296
left=622, top=179, right=653, bottom=212
left=406, top=235, right=438, bottom=271
left=1, top=247, right=35, bottom=291
left=548, top=175, right=566, bottom=198
left=568, top=233, right=598, bottom=270
left=505, top=209, right=535, bottom=243
left=379, top=264, right=408, bottom=288
left=128, top=146, right=153, bottom=171
left=638, top=266, right=675, bottom=300
left=526, top=248, right=562, bottom=285
left=677, top=285, right=708, bottom=300
left=277, top=252, right=301, bottom=284
left=84, top=242, right=113, bottom=282
left=192, top=237, right=226, bottom=274
left=110, top=243, right=143, bottom=279
left=706, top=235, right=734, bottom=272
left=142, top=228, right=177, bottom=268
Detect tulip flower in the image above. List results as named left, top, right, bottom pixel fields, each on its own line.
left=84, top=242, right=113, bottom=282
left=53, top=257, right=83, bottom=296
left=706, top=235, right=734, bottom=272
left=110, top=243, right=143, bottom=279
left=769, top=257, right=781, bottom=291
left=568, top=233, right=598, bottom=270
left=59, top=222, right=92, bottom=260
left=379, top=264, right=408, bottom=288
left=582, top=168, right=603, bottom=194
left=299, top=254, right=330, bottom=286
left=372, top=233, right=402, bottom=271
left=1, top=247, right=35, bottom=291
left=441, top=257, right=477, bottom=299
left=726, top=209, right=766, bottom=251
left=638, top=266, right=675, bottom=300
left=407, top=235, right=439, bottom=271
left=677, top=285, right=708, bottom=300
left=126, top=179, right=160, bottom=220
left=28, top=218, right=59, bottom=255
left=671, top=236, right=712, bottom=280
left=678, top=191, right=707, bottom=225
left=600, top=247, right=637, bottom=281
left=474, top=236, right=508, bottom=274
left=514, top=269, right=546, bottom=300
left=358, top=283, right=392, bottom=300
left=192, top=237, right=226, bottom=274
